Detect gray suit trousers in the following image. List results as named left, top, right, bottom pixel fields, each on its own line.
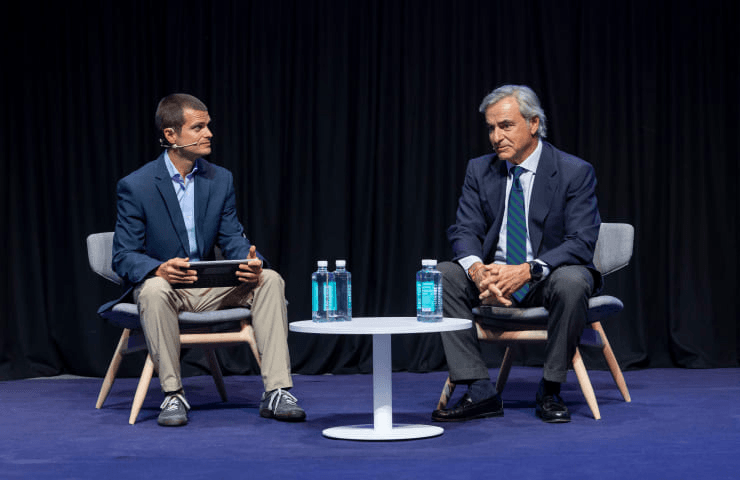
left=438, top=261, right=595, bottom=384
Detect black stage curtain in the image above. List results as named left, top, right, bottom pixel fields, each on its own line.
left=2, top=0, right=738, bottom=380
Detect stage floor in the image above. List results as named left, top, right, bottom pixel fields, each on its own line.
left=1, top=367, right=739, bottom=479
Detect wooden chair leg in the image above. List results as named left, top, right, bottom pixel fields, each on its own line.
left=96, top=329, right=130, bottom=409
left=495, top=347, right=514, bottom=394
left=572, top=347, right=601, bottom=420
left=129, top=354, right=155, bottom=425
left=205, top=349, right=228, bottom=402
left=591, top=322, right=631, bottom=402
left=437, top=376, right=457, bottom=410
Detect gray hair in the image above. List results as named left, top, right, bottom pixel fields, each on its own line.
left=478, top=85, right=547, bottom=138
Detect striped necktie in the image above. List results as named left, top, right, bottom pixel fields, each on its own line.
left=507, top=166, right=529, bottom=302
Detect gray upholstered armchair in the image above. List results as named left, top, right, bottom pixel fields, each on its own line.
left=87, top=232, right=261, bottom=424
left=437, top=223, right=634, bottom=420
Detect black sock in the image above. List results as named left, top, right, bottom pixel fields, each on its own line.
left=541, top=379, right=561, bottom=396
left=468, top=379, right=496, bottom=402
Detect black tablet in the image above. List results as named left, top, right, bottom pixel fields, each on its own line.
left=171, top=259, right=254, bottom=289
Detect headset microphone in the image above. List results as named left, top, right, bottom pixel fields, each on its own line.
left=172, top=141, right=199, bottom=149
left=159, top=139, right=199, bottom=149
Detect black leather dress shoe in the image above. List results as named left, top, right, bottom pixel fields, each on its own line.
left=535, top=391, right=571, bottom=423
left=432, top=393, right=504, bottom=422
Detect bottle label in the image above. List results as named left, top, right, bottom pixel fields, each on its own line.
left=312, top=281, right=318, bottom=312
left=419, top=281, right=435, bottom=312
left=347, top=281, right=352, bottom=313
left=327, top=280, right=337, bottom=311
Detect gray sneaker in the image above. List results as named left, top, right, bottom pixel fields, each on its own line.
left=158, top=393, right=190, bottom=426
left=259, top=388, right=306, bottom=422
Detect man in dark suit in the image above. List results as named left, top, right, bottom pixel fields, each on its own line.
left=105, top=93, right=305, bottom=426
left=432, top=85, right=601, bottom=423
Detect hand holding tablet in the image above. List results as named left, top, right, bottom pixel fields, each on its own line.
left=236, top=245, right=263, bottom=286
left=171, top=245, right=263, bottom=289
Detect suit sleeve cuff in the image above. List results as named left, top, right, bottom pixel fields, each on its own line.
left=458, top=255, right=483, bottom=279
left=534, top=259, right=551, bottom=279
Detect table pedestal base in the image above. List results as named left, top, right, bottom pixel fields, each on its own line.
left=322, top=333, right=445, bottom=441
left=289, top=319, right=472, bottom=442
left=322, top=424, right=444, bottom=441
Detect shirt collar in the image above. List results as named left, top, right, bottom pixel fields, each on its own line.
left=164, top=150, right=199, bottom=180
left=506, top=139, right=542, bottom=175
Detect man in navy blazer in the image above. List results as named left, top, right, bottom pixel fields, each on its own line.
left=104, top=93, right=305, bottom=426
left=432, top=85, right=601, bottom=423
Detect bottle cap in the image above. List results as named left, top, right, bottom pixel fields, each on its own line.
left=422, top=259, right=437, bottom=266
left=317, top=260, right=328, bottom=267
left=336, top=260, right=346, bottom=267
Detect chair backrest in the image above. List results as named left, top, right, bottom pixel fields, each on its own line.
left=86, top=232, right=123, bottom=285
left=592, top=223, right=634, bottom=277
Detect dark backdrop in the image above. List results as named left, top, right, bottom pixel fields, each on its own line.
left=2, top=0, right=738, bottom=380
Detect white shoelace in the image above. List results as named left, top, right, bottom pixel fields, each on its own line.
left=160, top=393, right=191, bottom=412
left=266, top=388, right=298, bottom=411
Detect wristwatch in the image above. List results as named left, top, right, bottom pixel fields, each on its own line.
left=527, top=261, right=544, bottom=284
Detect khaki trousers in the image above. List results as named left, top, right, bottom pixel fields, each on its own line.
left=133, top=269, right=292, bottom=394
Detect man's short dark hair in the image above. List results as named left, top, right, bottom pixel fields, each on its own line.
left=155, top=93, right=208, bottom=133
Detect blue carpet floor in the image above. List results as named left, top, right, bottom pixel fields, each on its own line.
left=1, top=367, right=739, bottom=479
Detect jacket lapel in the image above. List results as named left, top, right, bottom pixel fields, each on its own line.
left=486, top=158, right=508, bottom=229
left=529, top=142, right=557, bottom=255
left=154, top=155, right=190, bottom=256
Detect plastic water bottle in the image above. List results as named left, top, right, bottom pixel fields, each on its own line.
left=312, top=260, right=336, bottom=322
left=416, top=259, right=443, bottom=322
left=331, top=260, right=352, bottom=321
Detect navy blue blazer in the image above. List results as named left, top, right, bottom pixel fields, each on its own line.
left=99, top=154, right=263, bottom=313
left=447, top=141, right=602, bottom=286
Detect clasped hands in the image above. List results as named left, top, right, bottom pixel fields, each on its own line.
left=155, top=245, right=263, bottom=286
left=470, top=262, right=531, bottom=307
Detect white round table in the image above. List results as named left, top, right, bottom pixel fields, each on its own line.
left=290, top=316, right=471, bottom=441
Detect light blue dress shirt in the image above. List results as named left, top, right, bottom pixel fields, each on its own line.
left=164, top=151, right=200, bottom=261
